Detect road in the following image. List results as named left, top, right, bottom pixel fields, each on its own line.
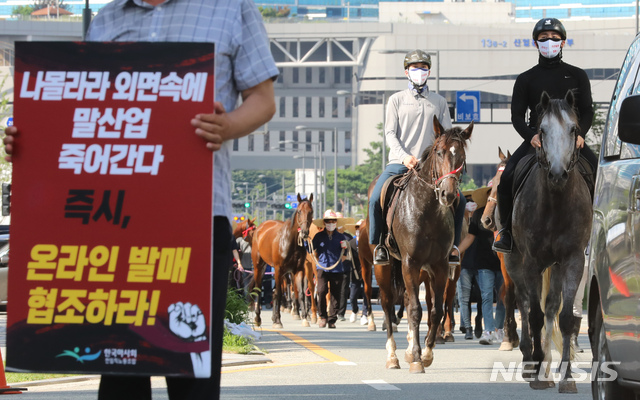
left=0, top=302, right=595, bottom=400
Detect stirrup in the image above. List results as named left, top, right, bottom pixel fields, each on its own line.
left=448, top=245, right=460, bottom=279
left=373, top=244, right=390, bottom=265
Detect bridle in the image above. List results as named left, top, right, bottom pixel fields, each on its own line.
left=242, top=224, right=256, bottom=239
left=414, top=136, right=466, bottom=201
left=487, top=166, right=504, bottom=204
left=536, top=119, right=580, bottom=175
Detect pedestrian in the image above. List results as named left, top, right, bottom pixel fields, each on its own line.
left=235, top=236, right=254, bottom=300
left=312, top=210, right=349, bottom=329
left=368, top=49, right=466, bottom=265
left=457, top=187, right=505, bottom=344
left=346, top=219, right=369, bottom=325
left=2, top=1, right=278, bottom=398
left=335, top=212, right=354, bottom=322
left=493, top=17, right=596, bottom=255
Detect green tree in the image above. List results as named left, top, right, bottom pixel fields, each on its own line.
left=259, top=6, right=290, bottom=20
left=31, top=0, right=71, bottom=11
left=11, top=5, right=34, bottom=18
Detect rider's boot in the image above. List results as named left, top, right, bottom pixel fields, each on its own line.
left=492, top=226, right=513, bottom=254
left=373, top=244, right=390, bottom=265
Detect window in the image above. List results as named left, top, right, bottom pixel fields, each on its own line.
left=306, top=67, right=312, bottom=84
left=279, top=97, right=285, bottom=118
left=248, top=134, right=254, bottom=152
left=292, top=131, right=298, bottom=151
left=233, top=138, right=239, bottom=151
left=345, top=131, right=351, bottom=153
left=332, top=97, right=338, bottom=118
left=306, top=131, right=312, bottom=152
left=319, top=68, right=325, bottom=84
left=334, top=67, right=341, bottom=84
left=306, top=97, right=312, bottom=118
left=293, top=97, right=299, bottom=118
left=345, top=66, right=352, bottom=84
left=319, top=97, right=325, bottom=118
left=293, top=68, right=299, bottom=84
left=279, top=131, right=285, bottom=151
left=319, top=131, right=325, bottom=152
left=263, top=132, right=270, bottom=152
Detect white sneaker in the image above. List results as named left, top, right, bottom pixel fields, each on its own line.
left=349, top=312, right=357, bottom=323
left=360, top=315, right=368, bottom=325
left=495, top=329, right=504, bottom=342
left=479, top=330, right=495, bottom=345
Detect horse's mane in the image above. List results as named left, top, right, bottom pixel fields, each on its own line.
left=419, top=127, right=469, bottom=166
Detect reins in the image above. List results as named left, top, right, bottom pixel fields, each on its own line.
left=304, top=236, right=348, bottom=271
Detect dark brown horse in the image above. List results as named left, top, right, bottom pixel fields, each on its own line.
left=504, top=91, right=591, bottom=392
left=480, top=147, right=520, bottom=351
left=250, top=194, right=314, bottom=328
left=371, top=116, right=473, bottom=373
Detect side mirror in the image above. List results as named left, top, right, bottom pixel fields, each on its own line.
left=619, top=94, right=640, bottom=144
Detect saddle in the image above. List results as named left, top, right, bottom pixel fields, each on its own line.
left=379, top=172, right=413, bottom=260
left=513, top=151, right=595, bottom=200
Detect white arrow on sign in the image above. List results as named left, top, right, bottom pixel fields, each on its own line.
left=459, top=94, right=478, bottom=112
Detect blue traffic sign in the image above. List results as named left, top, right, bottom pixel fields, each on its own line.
left=291, top=202, right=298, bottom=209
left=286, top=193, right=297, bottom=202
left=6, top=117, right=12, bottom=127
left=456, top=91, right=481, bottom=123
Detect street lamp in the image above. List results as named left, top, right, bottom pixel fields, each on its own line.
left=296, top=125, right=338, bottom=211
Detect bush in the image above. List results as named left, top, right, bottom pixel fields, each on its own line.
left=225, top=287, right=249, bottom=325
left=222, top=327, right=254, bottom=354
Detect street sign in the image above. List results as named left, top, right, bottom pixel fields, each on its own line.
left=286, top=193, right=297, bottom=202
left=291, top=202, right=299, bottom=209
left=456, top=91, right=481, bottom=123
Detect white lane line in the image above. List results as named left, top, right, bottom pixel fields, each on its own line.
left=362, top=379, right=401, bottom=391
left=335, top=361, right=357, bottom=366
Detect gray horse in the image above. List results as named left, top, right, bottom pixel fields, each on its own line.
left=505, top=90, right=592, bottom=393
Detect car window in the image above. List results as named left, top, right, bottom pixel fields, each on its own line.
left=603, top=35, right=640, bottom=159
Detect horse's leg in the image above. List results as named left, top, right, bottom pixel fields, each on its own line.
left=375, top=263, right=399, bottom=369
left=271, top=267, right=284, bottom=329
left=360, top=252, right=376, bottom=331
left=402, top=261, right=424, bottom=373
left=423, top=265, right=447, bottom=370
left=252, top=260, right=265, bottom=327
left=291, top=271, right=302, bottom=320
left=295, top=270, right=310, bottom=327
left=423, top=273, right=442, bottom=344
left=558, top=257, right=584, bottom=394
left=508, top=255, right=534, bottom=380
left=443, top=267, right=459, bottom=342
left=538, top=267, right=562, bottom=389
left=524, top=267, right=545, bottom=388
left=305, top=258, right=318, bottom=324
left=498, top=254, right=519, bottom=351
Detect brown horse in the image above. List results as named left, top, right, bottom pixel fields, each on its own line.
left=371, top=116, right=473, bottom=373
left=480, top=147, right=520, bottom=351
left=250, top=194, right=314, bottom=328
left=232, top=217, right=256, bottom=240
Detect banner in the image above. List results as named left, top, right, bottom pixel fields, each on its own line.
left=6, top=42, right=215, bottom=378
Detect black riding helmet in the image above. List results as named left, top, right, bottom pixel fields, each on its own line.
left=532, top=18, right=567, bottom=41
left=403, top=50, right=431, bottom=70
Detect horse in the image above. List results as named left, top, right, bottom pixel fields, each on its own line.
left=232, top=217, right=256, bottom=240
left=372, top=116, right=473, bottom=373
left=480, top=147, right=521, bottom=351
left=503, top=91, right=591, bottom=392
left=250, top=194, right=315, bottom=328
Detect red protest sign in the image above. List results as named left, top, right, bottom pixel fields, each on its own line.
left=6, top=42, right=215, bottom=378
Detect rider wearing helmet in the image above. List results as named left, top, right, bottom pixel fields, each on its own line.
left=368, top=49, right=466, bottom=265
left=493, top=18, right=596, bottom=255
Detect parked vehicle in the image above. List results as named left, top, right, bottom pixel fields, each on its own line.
left=587, top=33, right=640, bottom=398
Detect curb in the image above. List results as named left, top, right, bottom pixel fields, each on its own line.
left=14, top=375, right=98, bottom=387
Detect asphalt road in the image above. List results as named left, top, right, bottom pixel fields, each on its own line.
left=0, top=302, right=595, bottom=400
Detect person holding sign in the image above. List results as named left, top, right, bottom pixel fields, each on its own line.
left=3, top=0, right=278, bottom=399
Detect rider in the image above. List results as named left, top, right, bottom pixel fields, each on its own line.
left=492, top=18, right=596, bottom=254
left=368, top=49, right=466, bottom=265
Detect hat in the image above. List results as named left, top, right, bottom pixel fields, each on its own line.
left=471, top=187, right=492, bottom=208
left=312, top=209, right=349, bottom=228
left=462, top=189, right=474, bottom=201
left=343, top=218, right=365, bottom=235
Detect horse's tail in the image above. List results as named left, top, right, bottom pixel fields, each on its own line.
left=541, top=268, right=576, bottom=361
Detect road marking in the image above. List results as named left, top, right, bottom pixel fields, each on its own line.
left=334, top=361, right=357, bottom=366
left=363, top=379, right=400, bottom=391
left=264, top=328, right=350, bottom=363
left=222, top=361, right=331, bottom=374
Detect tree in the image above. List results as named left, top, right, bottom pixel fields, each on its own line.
left=258, top=6, right=290, bottom=20
left=12, top=5, right=34, bottom=18
left=31, top=0, right=71, bottom=12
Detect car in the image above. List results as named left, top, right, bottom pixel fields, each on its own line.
left=0, top=231, right=8, bottom=310
left=587, top=33, right=640, bottom=399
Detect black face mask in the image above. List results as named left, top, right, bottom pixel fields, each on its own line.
left=537, top=37, right=563, bottom=43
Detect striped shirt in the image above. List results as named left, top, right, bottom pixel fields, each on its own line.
left=87, top=0, right=279, bottom=220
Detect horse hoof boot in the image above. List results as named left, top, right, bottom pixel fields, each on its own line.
left=444, top=332, right=455, bottom=342
left=272, top=322, right=283, bottom=329
left=409, top=362, right=425, bottom=374
left=498, top=342, right=513, bottom=351
left=558, top=380, right=577, bottom=393
left=529, top=379, right=551, bottom=390
left=435, top=335, right=445, bottom=344
left=385, top=358, right=400, bottom=369
left=302, top=319, right=310, bottom=327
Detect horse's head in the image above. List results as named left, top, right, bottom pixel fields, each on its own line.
left=421, top=116, right=473, bottom=206
left=481, top=147, right=511, bottom=231
left=537, top=90, right=580, bottom=187
left=241, top=217, right=257, bottom=243
left=295, top=193, right=314, bottom=240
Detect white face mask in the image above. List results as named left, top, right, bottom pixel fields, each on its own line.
left=408, top=67, right=429, bottom=86
left=325, top=222, right=337, bottom=232
left=537, top=38, right=562, bottom=59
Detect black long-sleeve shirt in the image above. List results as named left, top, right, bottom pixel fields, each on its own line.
left=511, top=54, right=594, bottom=142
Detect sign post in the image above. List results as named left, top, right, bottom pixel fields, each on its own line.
left=456, top=91, right=481, bottom=123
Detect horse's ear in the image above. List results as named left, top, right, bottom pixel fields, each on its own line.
left=461, top=121, right=473, bottom=141
left=507, top=150, right=512, bottom=158
left=565, top=89, right=575, bottom=109
left=297, top=193, right=302, bottom=202
left=250, top=217, right=256, bottom=225
left=309, top=193, right=313, bottom=203
left=433, top=115, right=444, bottom=138
left=540, top=91, right=551, bottom=110
left=498, top=147, right=506, bottom=161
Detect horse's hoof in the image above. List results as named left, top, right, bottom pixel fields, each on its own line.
left=409, top=362, right=425, bottom=374
left=529, top=380, right=551, bottom=390
left=368, top=323, right=377, bottom=332
left=292, top=314, right=301, bottom=320
left=302, top=319, right=310, bottom=327
left=254, top=318, right=262, bottom=327
left=272, top=322, right=283, bottom=329
left=422, top=354, right=434, bottom=368
left=558, top=380, right=577, bottom=393
left=498, top=342, right=513, bottom=351
left=435, top=335, right=445, bottom=344
left=385, top=358, right=400, bottom=369
left=444, top=332, right=455, bottom=342
left=311, top=316, right=318, bottom=324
